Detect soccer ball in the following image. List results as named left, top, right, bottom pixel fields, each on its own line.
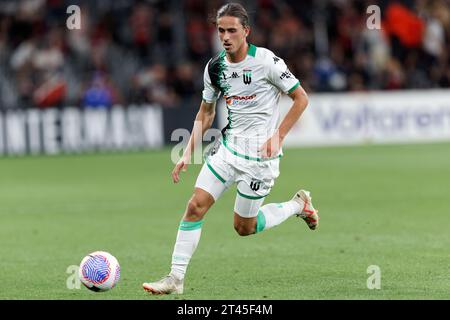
left=79, top=251, right=120, bottom=292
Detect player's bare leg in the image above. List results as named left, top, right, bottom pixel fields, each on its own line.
left=233, top=214, right=257, bottom=236
left=233, top=189, right=319, bottom=236
left=143, top=188, right=215, bottom=294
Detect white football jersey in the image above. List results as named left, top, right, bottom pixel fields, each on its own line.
left=202, top=44, right=300, bottom=160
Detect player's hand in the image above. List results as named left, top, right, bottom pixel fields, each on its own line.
left=260, top=133, right=282, bottom=159
left=172, top=157, right=188, bottom=183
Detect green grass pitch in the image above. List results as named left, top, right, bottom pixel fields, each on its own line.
left=1, top=142, right=449, bottom=300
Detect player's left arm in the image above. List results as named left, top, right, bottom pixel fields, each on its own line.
left=260, top=85, right=308, bottom=158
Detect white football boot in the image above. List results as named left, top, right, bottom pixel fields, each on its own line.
left=292, top=189, right=319, bottom=230
left=143, top=274, right=184, bottom=295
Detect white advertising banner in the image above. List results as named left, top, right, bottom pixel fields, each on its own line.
left=218, top=90, right=450, bottom=146
left=0, top=105, right=164, bottom=155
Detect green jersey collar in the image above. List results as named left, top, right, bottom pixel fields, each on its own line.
left=248, top=43, right=257, bottom=57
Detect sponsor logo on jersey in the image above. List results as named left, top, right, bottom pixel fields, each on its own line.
left=231, top=72, right=239, bottom=78
left=280, top=69, right=293, bottom=80
left=225, top=94, right=256, bottom=106
left=243, top=69, right=252, bottom=84
left=273, top=56, right=280, bottom=64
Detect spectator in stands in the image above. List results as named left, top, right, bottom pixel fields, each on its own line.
left=0, top=0, right=448, bottom=110
left=81, top=71, right=119, bottom=109
left=130, top=64, right=177, bottom=107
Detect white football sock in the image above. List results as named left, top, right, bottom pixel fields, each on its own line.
left=170, top=220, right=203, bottom=280
left=256, top=200, right=303, bottom=233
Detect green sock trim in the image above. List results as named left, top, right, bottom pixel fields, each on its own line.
left=179, top=220, right=204, bottom=231
left=255, top=210, right=266, bottom=233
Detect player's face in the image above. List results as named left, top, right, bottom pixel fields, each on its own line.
left=217, top=16, right=249, bottom=54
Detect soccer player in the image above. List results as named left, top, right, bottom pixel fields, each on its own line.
left=143, top=3, right=319, bottom=295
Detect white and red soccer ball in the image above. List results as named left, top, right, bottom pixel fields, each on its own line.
left=79, top=251, right=120, bottom=292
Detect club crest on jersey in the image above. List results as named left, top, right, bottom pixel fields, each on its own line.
left=243, top=69, right=252, bottom=85
left=250, top=180, right=262, bottom=191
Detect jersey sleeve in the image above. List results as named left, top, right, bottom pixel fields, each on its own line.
left=202, top=61, right=221, bottom=103
left=266, top=53, right=300, bottom=95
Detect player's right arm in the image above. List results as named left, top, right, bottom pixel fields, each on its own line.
left=172, top=100, right=216, bottom=183
left=172, top=59, right=220, bottom=183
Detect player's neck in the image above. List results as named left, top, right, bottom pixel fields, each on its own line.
left=226, top=42, right=249, bottom=63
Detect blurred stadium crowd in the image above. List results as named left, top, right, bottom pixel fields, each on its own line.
left=0, top=0, right=449, bottom=110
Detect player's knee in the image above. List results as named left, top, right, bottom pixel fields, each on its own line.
left=233, top=223, right=255, bottom=237
left=185, top=197, right=207, bottom=220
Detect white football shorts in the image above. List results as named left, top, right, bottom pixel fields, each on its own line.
left=195, top=141, right=280, bottom=218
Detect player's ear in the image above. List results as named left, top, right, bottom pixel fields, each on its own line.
left=244, top=26, right=250, bottom=37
